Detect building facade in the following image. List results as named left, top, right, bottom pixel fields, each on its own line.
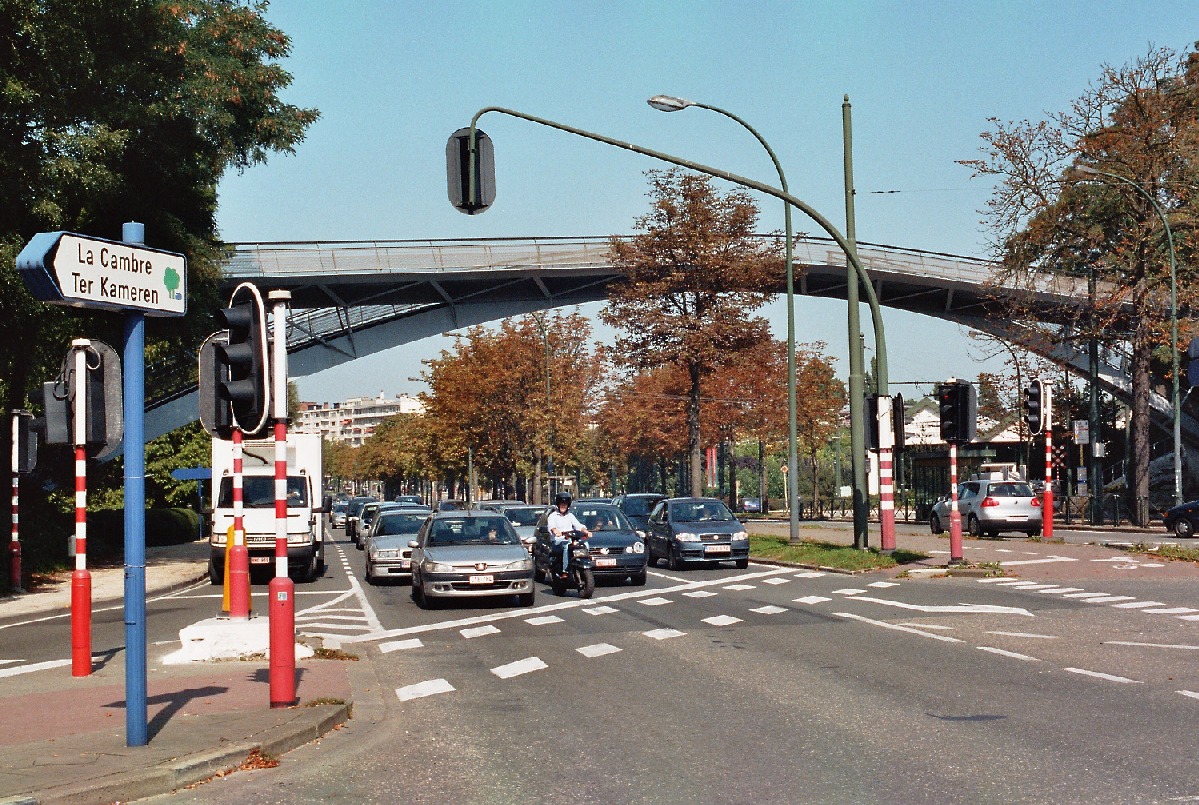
left=293, top=392, right=425, bottom=446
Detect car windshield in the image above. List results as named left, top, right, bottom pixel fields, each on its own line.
left=671, top=501, right=735, bottom=523
left=332, top=502, right=348, bottom=513
left=427, top=517, right=519, bottom=546
left=219, top=476, right=308, bottom=508
left=375, top=514, right=426, bottom=535
left=574, top=506, right=632, bottom=531
left=348, top=498, right=376, bottom=516
left=505, top=507, right=545, bottom=527
left=989, top=482, right=1035, bottom=497
left=620, top=496, right=661, bottom=516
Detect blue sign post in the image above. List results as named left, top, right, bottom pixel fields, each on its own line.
left=17, top=223, right=186, bottom=747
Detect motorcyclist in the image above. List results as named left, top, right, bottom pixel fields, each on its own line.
left=547, top=492, right=590, bottom=576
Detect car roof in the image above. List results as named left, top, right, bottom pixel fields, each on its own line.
left=431, top=510, right=510, bottom=519
left=377, top=507, right=432, bottom=517
left=664, top=496, right=725, bottom=503
left=622, top=492, right=665, bottom=498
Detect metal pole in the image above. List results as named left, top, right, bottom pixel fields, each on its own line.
left=268, top=289, right=296, bottom=708
left=948, top=441, right=963, bottom=564
left=1043, top=384, right=1055, bottom=540
left=1088, top=267, right=1103, bottom=524
left=10, top=414, right=21, bottom=592
left=71, top=339, right=92, bottom=677
left=121, top=220, right=147, bottom=746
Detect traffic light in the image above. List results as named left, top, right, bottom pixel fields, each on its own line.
left=215, top=290, right=270, bottom=436
left=446, top=127, right=496, bottom=214
left=1023, top=380, right=1045, bottom=435
left=866, top=394, right=906, bottom=451
left=938, top=381, right=977, bottom=444
left=198, top=332, right=233, bottom=439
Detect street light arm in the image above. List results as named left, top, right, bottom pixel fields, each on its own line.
left=466, top=106, right=889, bottom=374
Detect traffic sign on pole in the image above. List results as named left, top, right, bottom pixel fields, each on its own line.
left=16, top=232, right=186, bottom=316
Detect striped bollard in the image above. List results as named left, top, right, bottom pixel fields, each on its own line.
left=70, top=340, right=92, bottom=677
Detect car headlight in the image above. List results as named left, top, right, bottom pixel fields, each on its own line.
left=376, top=549, right=399, bottom=559
left=423, top=560, right=453, bottom=573
left=733, top=531, right=748, bottom=540
left=675, top=531, right=699, bottom=542
left=631, top=541, right=644, bottom=554
left=506, top=558, right=533, bottom=572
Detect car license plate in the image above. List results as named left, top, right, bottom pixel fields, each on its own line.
left=705, top=544, right=731, bottom=555
left=400, top=559, right=411, bottom=569
left=250, top=556, right=271, bottom=565
left=595, top=557, right=617, bottom=567
left=468, top=574, right=494, bottom=585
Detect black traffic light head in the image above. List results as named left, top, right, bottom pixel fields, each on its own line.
left=198, top=331, right=233, bottom=439
left=446, top=127, right=496, bottom=214
left=1023, top=380, right=1044, bottom=435
left=938, top=381, right=977, bottom=445
left=214, top=289, right=270, bottom=436
left=865, top=394, right=906, bottom=451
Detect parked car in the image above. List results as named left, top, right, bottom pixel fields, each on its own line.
left=409, top=512, right=536, bottom=607
left=612, top=492, right=667, bottom=533
left=1162, top=498, right=1199, bottom=537
left=364, top=508, right=432, bottom=584
left=330, top=500, right=350, bottom=528
left=345, top=496, right=377, bottom=541
left=741, top=497, right=762, bottom=514
left=929, top=476, right=1042, bottom=538
left=646, top=497, right=749, bottom=570
left=533, top=502, right=647, bottom=586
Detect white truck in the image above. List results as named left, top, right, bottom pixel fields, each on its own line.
left=208, top=433, right=328, bottom=583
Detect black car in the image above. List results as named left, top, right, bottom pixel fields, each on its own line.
left=646, top=497, right=749, bottom=570
left=533, top=503, right=647, bottom=585
left=611, top=493, right=667, bottom=534
left=1163, top=499, right=1199, bottom=537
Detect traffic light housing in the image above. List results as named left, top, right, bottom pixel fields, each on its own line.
left=198, top=332, right=234, bottom=439
left=866, top=394, right=906, bottom=452
left=938, top=381, right=977, bottom=444
left=215, top=291, right=270, bottom=436
left=446, top=127, right=496, bottom=214
left=1023, top=380, right=1045, bottom=435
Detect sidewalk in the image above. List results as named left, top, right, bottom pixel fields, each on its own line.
left=0, top=541, right=354, bottom=805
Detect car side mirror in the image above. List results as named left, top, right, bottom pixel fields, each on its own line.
left=407, top=539, right=419, bottom=549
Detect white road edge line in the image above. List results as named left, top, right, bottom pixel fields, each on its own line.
left=977, top=646, right=1039, bottom=661
left=1064, top=667, right=1142, bottom=684
left=834, top=612, right=963, bottom=642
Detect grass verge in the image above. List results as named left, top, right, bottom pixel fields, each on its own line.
left=749, top=534, right=927, bottom=572
left=1126, top=543, right=1199, bottom=564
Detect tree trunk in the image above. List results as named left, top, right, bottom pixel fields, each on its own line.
left=688, top=362, right=703, bottom=497
left=725, top=437, right=737, bottom=511
left=1130, top=316, right=1152, bottom=526
left=758, top=440, right=768, bottom=513
left=532, top=449, right=543, bottom=504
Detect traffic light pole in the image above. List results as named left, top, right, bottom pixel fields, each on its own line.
left=878, top=399, right=896, bottom=552
left=70, top=339, right=92, bottom=677
left=1042, top=387, right=1054, bottom=541
left=10, top=414, right=21, bottom=592
left=268, top=290, right=297, bottom=708
left=948, top=441, right=964, bottom=564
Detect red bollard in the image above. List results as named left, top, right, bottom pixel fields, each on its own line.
left=228, top=541, right=250, bottom=619
left=9, top=541, right=20, bottom=593
left=268, top=574, right=296, bottom=708
left=71, top=568, right=91, bottom=676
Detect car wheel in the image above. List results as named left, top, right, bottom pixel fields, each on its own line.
left=208, top=559, right=222, bottom=586
left=551, top=577, right=567, bottom=597
left=518, top=590, right=535, bottom=607
left=1028, top=528, right=1041, bottom=538
left=735, top=558, right=749, bottom=569
left=967, top=516, right=982, bottom=538
left=929, top=513, right=943, bottom=535
left=1174, top=518, right=1195, bottom=538
left=668, top=545, right=684, bottom=571
left=630, top=570, right=647, bottom=586
left=365, top=562, right=375, bottom=585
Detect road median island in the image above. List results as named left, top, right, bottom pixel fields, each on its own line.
left=748, top=533, right=927, bottom=573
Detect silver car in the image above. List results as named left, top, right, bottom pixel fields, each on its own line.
left=410, top=512, right=536, bottom=607
left=364, top=508, right=432, bottom=584
left=929, top=477, right=1043, bottom=538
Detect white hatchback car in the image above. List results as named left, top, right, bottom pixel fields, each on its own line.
left=929, top=477, right=1043, bottom=538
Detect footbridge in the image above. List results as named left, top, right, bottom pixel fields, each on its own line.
left=145, top=235, right=1190, bottom=447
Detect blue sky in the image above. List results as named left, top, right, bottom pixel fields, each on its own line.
left=215, top=1, right=1199, bottom=402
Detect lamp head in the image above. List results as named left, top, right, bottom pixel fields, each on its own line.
left=1072, top=165, right=1100, bottom=177
left=647, top=95, right=693, bottom=112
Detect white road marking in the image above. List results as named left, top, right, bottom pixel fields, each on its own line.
left=461, top=625, right=501, bottom=639
left=977, top=646, right=1039, bottom=661
left=397, top=679, right=454, bottom=701
left=1142, top=607, right=1199, bottom=615
left=793, top=571, right=826, bottom=578
left=683, top=590, right=718, bottom=598
left=1004, top=582, right=1055, bottom=589
left=0, top=659, right=71, bottom=679
left=994, top=549, right=1014, bottom=553
left=639, top=597, right=673, bottom=606
left=1082, top=596, right=1136, bottom=604
left=833, top=588, right=866, bottom=595
left=868, top=581, right=899, bottom=588
left=643, top=628, right=685, bottom=640
left=492, top=657, right=548, bottom=679
left=978, top=577, right=1020, bottom=583
left=703, top=615, right=742, bottom=626
left=722, top=584, right=756, bottom=591
left=577, top=643, right=622, bottom=658
left=1177, top=690, right=1199, bottom=701
left=751, top=605, right=788, bottom=614
left=1061, top=592, right=1111, bottom=599
left=834, top=612, right=963, bottom=642
left=1113, top=601, right=1164, bottom=609
left=1036, top=587, right=1083, bottom=594
left=1178, top=615, right=1199, bottom=622
left=648, top=570, right=688, bottom=583
left=987, top=631, right=1059, bottom=639
left=1065, top=667, right=1141, bottom=684
left=852, top=596, right=1034, bottom=617
left=379, top=638, right=423, bottom=653
left=898, top=623, right=954, bottom=630
left=999, top=556, right=1079, bottom=566
left=526, top=615, right=563, bottom=626
left=762, top=577, right=790, bottom=585
left=794, top=596, right=832, bottom=605
left=1105, top=641, right=1199, bottom=650
left=583, top=605, right=618, bottom=615
left=0, top=660, right=20, bottom=666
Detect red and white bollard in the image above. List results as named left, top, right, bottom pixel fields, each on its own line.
left=70, top=340, right=92, bottom=677
left=227, top=428, right=251, bottom=620
left=878, top=398, right=896, bottom=553
left=267, top=290, right=296, bottom=708
left=1042, top=425, right=1055, bottom=541
left=948, top=442, right=964, bottom=564
left=10, top=414, right=21, bottom=593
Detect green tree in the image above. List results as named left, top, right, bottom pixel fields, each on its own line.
left=961, top=44, right=1199, bottom=521
left=600, top=169, right=780, bottom=497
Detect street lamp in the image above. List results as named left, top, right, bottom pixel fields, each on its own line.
left=1074, top=164, right=1181, bottom=506
left=646, top=95, right=800, bottom=545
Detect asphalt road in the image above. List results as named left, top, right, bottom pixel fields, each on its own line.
left=143, top=526, right=1199, bottom=804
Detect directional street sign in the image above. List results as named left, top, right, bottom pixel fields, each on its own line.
left=16, top=231, right=186, bottom=316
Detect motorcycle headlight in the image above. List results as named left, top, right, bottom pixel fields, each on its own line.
left=675, top=531, right=699, bottom=542
left=423, top=560, right=453, bottom=573
left=631, top=541, right=644, bottom=554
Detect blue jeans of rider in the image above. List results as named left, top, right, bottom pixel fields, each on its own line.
left=553, top=536, right=569, bottom=575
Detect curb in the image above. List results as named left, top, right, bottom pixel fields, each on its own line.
left=4, top=703, right=349, bottom=805
left=750, top=557, right=868, bottom=575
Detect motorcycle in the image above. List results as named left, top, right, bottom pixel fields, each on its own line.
left=549, top=530, right=595, bottom=599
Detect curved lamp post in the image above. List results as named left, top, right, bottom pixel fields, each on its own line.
left=1074, top=164, right=1181, bottom=506
left=462, top=104, right=890, bottom=546
left=646, top=95, right=800, bottom=544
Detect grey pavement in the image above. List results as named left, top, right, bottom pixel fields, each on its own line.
left=0, top=540, right=354, bottom=805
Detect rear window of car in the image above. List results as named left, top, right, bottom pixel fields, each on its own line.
left=990, top=483, right=1034, bottom=497
left=620, top=496, right=663, bottom=516
left=505, top=507, right=545, bottom=526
